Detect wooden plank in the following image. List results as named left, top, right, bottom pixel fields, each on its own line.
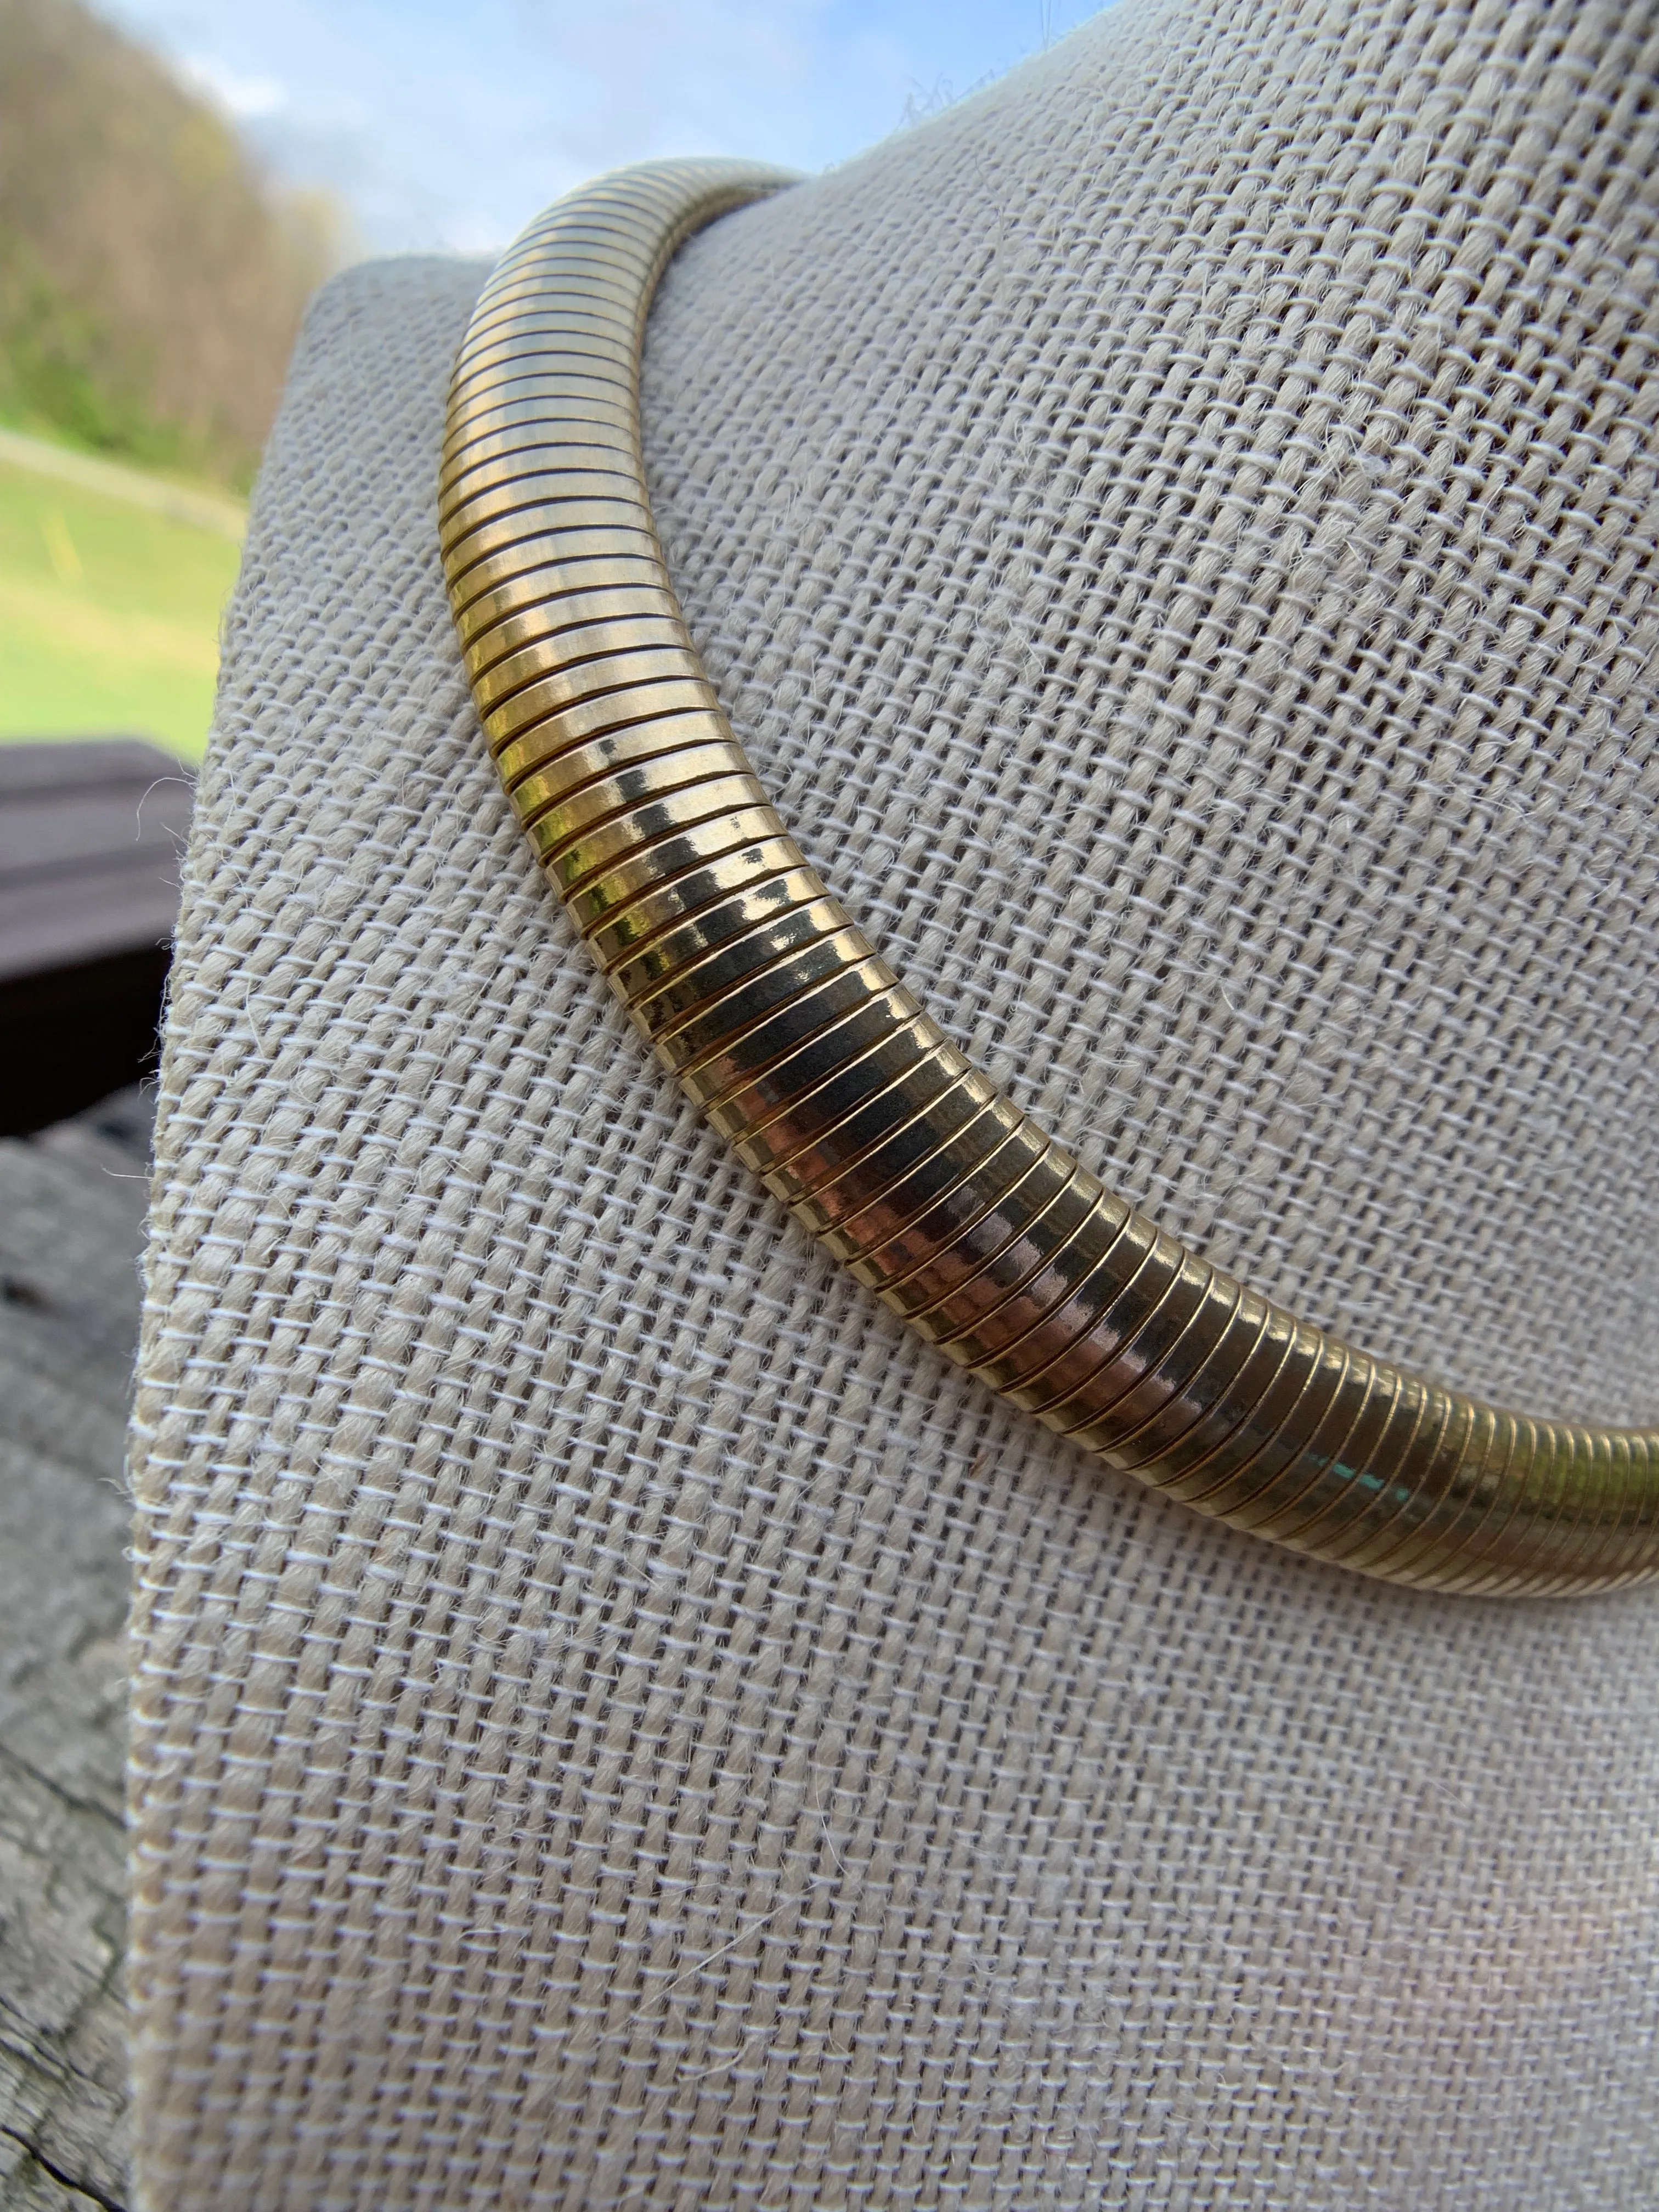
left=0, top=742, right=192, bottom=981
left=0, top=1090, right=149, bottom=2211
left=0, top=743, right=192, bottom=1135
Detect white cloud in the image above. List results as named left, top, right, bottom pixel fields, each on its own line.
left=175, top=52, right=286, bottom=121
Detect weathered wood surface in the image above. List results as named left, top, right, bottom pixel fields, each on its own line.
left=0, top=742, right=190, bottom=1137
left=0, top=1089, right=148, bottom=2209
left=0, top=742, right=190, bottom=986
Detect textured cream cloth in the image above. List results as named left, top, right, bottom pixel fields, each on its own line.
left=131, top=1, right=1659, bottom=2203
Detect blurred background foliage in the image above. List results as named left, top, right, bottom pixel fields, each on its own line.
left=0, top=0, right=341, bottom=486
left=0, top=0, right=345, bottom=757
left=0, top=0, right=1083, bottom=762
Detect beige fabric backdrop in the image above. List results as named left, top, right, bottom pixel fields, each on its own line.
left=131, top=0, right=1659, bottom=2203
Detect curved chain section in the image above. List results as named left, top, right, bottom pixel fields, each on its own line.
left=440, top=159, right=1659, bottom=1596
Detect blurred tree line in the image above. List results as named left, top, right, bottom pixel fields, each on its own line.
left=0, top=0, right=343, bottom=488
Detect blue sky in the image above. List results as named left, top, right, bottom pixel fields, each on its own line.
left=98, top=1, right=1105, bottom=257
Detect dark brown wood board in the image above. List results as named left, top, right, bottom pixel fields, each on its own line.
left=0, top=742, right=193, bottom=1136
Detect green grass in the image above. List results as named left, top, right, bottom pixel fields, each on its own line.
left=0, top=456, right=241, bottom=761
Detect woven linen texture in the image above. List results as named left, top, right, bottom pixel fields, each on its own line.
left=130, top=0, right=1659, bottom=2204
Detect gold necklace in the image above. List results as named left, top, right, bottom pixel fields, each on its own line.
left=439, top=159, right=1657, bottom=1596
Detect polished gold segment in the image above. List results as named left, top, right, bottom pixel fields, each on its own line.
left=467, top=590, right=684, bottom=693
left=443, top=157, right=1659, bottom=1597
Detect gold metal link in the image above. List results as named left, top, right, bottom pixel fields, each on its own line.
left=454, top=557, right=669, bottom=648
left=442, top=388, right=640, bottom=453
left=442, top=157, right=1659, bottom=1595
left=450, top=335, right=639, bottom=400
left=448, top=529, right=666, bottom=615
left=464, top=588, right=682, bottom=690
left=474, top=618, right=689, bottom=716
left=440, top=432, right=640, bottom=507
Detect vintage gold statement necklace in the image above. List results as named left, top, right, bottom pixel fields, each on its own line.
left=441, top=159, right=1659, bottom=1597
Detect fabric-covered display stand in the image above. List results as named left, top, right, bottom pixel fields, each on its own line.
left=129, top=1, right=1659, bottom=2203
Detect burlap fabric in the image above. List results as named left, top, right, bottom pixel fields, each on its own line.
left=129, top=1, right=1659, bottom=2203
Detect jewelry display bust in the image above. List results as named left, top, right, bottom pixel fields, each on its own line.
left=130, top=1, right=1659, bottom=2203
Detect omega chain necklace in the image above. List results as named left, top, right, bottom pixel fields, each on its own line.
left=441, top=158, right=1659, bottom=1598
